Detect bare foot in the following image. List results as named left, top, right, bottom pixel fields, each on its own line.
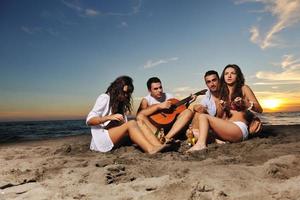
left=215, top=139, right=227, bottom=144
left=148, top=144, right=169, bottom=154
left=164, top=137, right=174, bottom=144
left=186, top=144, right=207, bottom=154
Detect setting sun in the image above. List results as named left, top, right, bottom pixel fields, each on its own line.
left=261, top=99, right=282, bottom=110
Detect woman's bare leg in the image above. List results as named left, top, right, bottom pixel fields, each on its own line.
left=136, top=114, right=162, bottom=146
left=206, top=116, right=243, bottom=142
left=187, top=114, right=243, bottom=152
left=136, top=120, right=162, bottom=146
left=187, top=114, right=210, bottom=152
left=191, top=112, right=200, bottom=129
left=108, top=121, right=165, bottom=154
left=136, top=113, right=158, bottom=133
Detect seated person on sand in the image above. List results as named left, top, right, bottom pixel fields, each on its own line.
left=86, top=76, right=168, bottom=154
left=191, top=70, right=226, bottom=144
left=136, top=77, right=196, bottom=143
left=187, top=64, right=263, bottom=152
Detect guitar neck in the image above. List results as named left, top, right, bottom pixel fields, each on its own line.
left=174, top=89, right=207, bottom=107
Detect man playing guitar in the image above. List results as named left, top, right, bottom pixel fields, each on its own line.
left=136, top=77, right=197, bottom=143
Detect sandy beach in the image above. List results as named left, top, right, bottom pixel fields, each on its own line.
left=1, top=125, right=300, bottom=200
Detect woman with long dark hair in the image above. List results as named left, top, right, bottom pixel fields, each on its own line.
left=187, top=64, right=262, bottom=152
left=86, top=76, right=166, bottom=154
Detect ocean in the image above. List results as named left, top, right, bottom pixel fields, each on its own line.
left=0, top=111, right=299, bottom=143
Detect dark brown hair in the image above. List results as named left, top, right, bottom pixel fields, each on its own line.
left=219, top=64, right=245, bottom=102
left=146, top=77, right=161, bottom=90
left=106, top=76, right=134, bottom=114
left=219, top=64, right=245, bottom=118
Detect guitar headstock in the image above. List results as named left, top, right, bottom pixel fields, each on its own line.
left=195, top=89, right=208, bottom=96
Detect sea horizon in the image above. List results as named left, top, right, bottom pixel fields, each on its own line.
left=0, top=111, right=299, bottom=143
left=1, top=110, right=300, bottom=123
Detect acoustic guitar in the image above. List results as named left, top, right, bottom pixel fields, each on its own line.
left=149, top=89, right=207, bottom=128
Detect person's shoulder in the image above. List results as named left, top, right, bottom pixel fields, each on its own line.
left=96, top=93, right=110, bottom=101
left=205, top=90, right=211, bottom=96
left=143, top=94, right=151, bottom=101
left=98, top=93, right=109, bottom=98
left=242, top=84, right=251, bottom=89
left=242, top=85, right=252, bottom=93
left=141, top=97, right=148, bottom=103
left=202, top=90, right=211, bottom=99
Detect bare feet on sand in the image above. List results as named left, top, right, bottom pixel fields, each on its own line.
left=186, top=144, right=207, bottom=154
left=215, top=139, right=227, bottom=144
left=148, top=144, right=169, bottom=154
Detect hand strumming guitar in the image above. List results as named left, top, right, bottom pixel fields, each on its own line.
left=158, top=101, right=172, bottom=110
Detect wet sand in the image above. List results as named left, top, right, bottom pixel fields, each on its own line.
left=1, top=125, right=300, bottom=200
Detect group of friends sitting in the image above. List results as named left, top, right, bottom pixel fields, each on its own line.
left=86, top=64, right=263, bottom=154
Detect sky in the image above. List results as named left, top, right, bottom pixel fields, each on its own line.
left=1, top=0, right=300, bottom=122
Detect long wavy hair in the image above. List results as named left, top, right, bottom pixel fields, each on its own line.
left=219, top=64, right=245, bottom=102
left=106, top=76, right=134, bottom=115
left=219, top=64, right=245, bottom=118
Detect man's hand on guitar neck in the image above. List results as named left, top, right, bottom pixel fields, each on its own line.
left=185, top=94, right=197, bottom=107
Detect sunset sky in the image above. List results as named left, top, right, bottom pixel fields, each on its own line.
left=1, top=0, right=300, bottom=122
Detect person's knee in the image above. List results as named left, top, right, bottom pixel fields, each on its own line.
left=194, top=112, right=200, bottom=118
left=127, top=120, right=137, bottom=128
left=136, top=113, right=146, bottom=122
left=136, top=119, right=144, bottom=127
left=179, top=109, right=193, bottom=119
left=198, top=113, right=208, bottom=120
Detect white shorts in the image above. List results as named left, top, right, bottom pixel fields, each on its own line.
left=90, top=127, right=114, bottom=152
left=233, top=121, right=249, bottom=141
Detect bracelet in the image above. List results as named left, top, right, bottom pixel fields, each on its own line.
left=247, top=101, right=254, bottom=111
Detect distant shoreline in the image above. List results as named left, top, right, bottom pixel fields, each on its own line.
left=1, top=124, right=299, bottom=145
left=1, top=110, right=300, bottom=123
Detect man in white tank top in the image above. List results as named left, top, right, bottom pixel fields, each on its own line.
left=136, top=77, right=195, bottom=142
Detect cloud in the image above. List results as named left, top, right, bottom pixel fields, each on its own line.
left=118, top=21, right=128, bottom=28
left=62, top=0, right=141, bottom=17
left=171, top=86, right=202, bottom=100
left=106, top=0, right=142, bottom=16
left=255, top=54, right=300, bottom=83
left=255, top=90, right=300, bottom=102
left=85, top=9, right=99, bottom=16
left=173, top=86, right=196, bottom=93
left=249, top=26, right=260, bottom=44
left=240, top=0, right=300, bottom=49
left=21, top=26, right=59, bottom=37
left=62, top=0, right=99, bottom=17
left=21, top=26, right=42, bottom=34
left=61, top=0, right=82, bottom=12
left=143, top=57, right=178, bottom=69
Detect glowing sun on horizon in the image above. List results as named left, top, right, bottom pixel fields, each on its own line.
left=261, top=99, right=282, bottom=110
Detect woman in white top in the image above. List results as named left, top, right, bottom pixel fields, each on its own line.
left=187, top=64, right=263, bottom=152
left=86, top=76, right=166, bottom=154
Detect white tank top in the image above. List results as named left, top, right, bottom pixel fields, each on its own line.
left=144, top=93, right=174, bottom=106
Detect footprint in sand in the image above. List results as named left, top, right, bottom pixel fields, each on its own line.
left=265, top=155, right=300, bottom=180
left=189, top=183, right=229, bottom=200
left=104, top=165, right=135, bottom=184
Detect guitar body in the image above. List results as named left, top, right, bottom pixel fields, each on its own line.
left=147, top=89, right=207, bottom=129
left=149, top=98, right=187, bottom=128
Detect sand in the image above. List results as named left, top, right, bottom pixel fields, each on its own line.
left=1, top=125, right=300, bottom=200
